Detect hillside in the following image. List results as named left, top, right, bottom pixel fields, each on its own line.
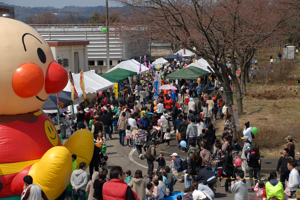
left=0, top=2, right=125, bottom=22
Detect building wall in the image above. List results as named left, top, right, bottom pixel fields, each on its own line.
left=33, top=25, right=150, bottom=73
left=50, top=45, right=88, bottom=73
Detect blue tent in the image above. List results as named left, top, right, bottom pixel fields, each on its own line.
left=42, top=91, right=72, bottom=110
left=164, top=54, right=184, bottom=60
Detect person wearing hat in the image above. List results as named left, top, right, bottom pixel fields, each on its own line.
left=241, top=136, right=251, bottom=177
left=286, top=136, right=295, bottom=159
left=170, top=153, right=185, bottom=183
left=84, top=108, right=90, bottom=128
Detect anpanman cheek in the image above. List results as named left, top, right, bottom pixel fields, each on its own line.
left=12, top=63, right=44, bottom=98
left=45, top=62, right=68, bottom=94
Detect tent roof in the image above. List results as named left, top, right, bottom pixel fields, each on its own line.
left=101, top=68, right=137, bottom=82
left=64, top=71, right=114, bottom=94
left=167, top=66, right=209, bottom=79
left=152, top=58, right=168, bottom=66
left=106, top=59, right=148, bottom=73
left=175, top=49, right=195, bottom=57
left=186, top=58, right=214, bottom=72
left=164, top=54, right=184, bottom=60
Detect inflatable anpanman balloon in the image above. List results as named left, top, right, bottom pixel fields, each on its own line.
left=0, top=18, right=94, bottom=200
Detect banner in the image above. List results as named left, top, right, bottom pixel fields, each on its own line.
left=68, top=70, right=78, bottom=102
left=148, top=61, right=152, bottom=72
left=56, top=93, right=64, bottom=108
left=232, top=104, right=240, bottom=131
left=144, top=55, right=147, bottom=69
left=139, top=56, right=142, bottom=73
left=114, top=83, right=118, bottom=98
left=80, top=70, right=86, bottom=99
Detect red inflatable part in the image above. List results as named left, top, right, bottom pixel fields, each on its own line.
left=45, top=62, right=68, bottom=94
left=11, top=165, right=32, bottom=196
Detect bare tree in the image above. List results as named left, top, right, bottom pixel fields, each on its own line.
left=117, top=0, right=290, bottom=115
left=27, top=12, right=61, bottom=24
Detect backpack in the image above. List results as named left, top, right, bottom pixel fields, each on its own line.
left=180, top=157, right=188, bottom=170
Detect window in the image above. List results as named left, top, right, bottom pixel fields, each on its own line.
left=109, top=60, right=112, bottom=66
left=98, top=60, right=104, bottom=65
left=88, top=60, right=95, bottom=66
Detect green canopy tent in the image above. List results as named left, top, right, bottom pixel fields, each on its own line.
left=167, top=66, right=209, bottom=79
left=100, top=68, right=137, bottom=82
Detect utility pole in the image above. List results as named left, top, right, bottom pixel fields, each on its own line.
left=106, top=0, right=110, bottom=71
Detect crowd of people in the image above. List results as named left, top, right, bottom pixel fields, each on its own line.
left=42, top=66, right=299, bottom=200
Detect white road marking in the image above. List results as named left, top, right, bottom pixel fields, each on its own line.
left=128, top=149, right=156, bottom=170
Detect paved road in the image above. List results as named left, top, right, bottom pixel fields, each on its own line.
left=97, top=134, right=269, bottom=200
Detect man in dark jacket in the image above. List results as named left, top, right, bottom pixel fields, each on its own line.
left=144, top=141, right=159, bottom=175
left=171, top=101, right=178, bottom=121
left=223, top=145, right=235, bottom=193
left=89, top=143, right=100, bottom=178
left=76, top=107, right=85, bottom=129
left=100, top=110, right=112, bottom=140
left=93, top=116, right=103, bottom=139
left=178, top=116, right=189, bottom=142
left=195, top=165, right=217, bottom=190
left=276, top=148, right=293, bottom=189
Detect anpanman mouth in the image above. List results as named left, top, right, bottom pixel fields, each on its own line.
left=36, top=95, right=47, bottom=102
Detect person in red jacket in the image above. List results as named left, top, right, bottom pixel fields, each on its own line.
left=164, top=96, right=173, bottom=112
left=102, top=166, right=139, bottom=200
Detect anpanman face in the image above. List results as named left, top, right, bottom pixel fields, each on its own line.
left=0, top=18, right=68, bottom=115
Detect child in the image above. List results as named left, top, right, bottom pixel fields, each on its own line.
left=221, top=127, right=229, bottom=142
left=146, top=182, right=153, bottom=200
left=147, top=175, right=153, bottom=183
left=152, top=180, right=159, bottom=200
left=222, top=136, right=230, bottom=152
left=125, top=170, right=132, bottom=184
left=88, top=116, right=94, bottom=131
left=164, top=128, right=171, bottom=147
left=112, top=117, right=118, bottom=134
left=254, top=181, right=266, bottom=198
left=162, top=172, right=168, bottom=187
left=156, top=153, right=166, bottom=173
left=58, top=129, right=63, bottom=144
left=71, top=154, right=77, bottom=172
left=176, top=196, right=182, bottom=200
left=215, top=144, right=225, bottom=184
left=182, top=187, right=192, bottom=200
left=131, top=126, right=138, bottom=149
left=125, top=125, right=132, bottom=147
left=233, top=138, right=242, bottom=157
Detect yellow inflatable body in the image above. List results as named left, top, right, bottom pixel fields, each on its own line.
left=0, top=17, right=94, bottom=200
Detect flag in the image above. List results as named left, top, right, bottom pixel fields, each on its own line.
left=144, top=55, right=147, bottom=69
left=80, top=70, right=86, bottom=99
left=56, top=93, right=64, bottom=108
left=148, top=61, right=152, bottom=72
left=153, top=74, right=159, bottom=99
left=68, top=70, right=78, bottom=102
left=139, top=56, right=142, bottom=73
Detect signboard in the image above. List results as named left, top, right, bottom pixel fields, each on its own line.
left=114, top=83, right=118, bottom=98
left=232, top=104, right=240, bottom=131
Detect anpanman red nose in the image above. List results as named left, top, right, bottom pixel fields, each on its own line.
left=45, top=62, right=68, bottom=94
left=12, top=63, right=44, bottom=98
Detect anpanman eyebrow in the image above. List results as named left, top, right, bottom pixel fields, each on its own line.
left=22, top=33, right=42, bottom=51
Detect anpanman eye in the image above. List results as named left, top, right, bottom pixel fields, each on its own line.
left=37, top=48, right=46, bottom=64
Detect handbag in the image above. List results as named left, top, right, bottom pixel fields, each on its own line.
left=101, top=144, right=107, bottom=153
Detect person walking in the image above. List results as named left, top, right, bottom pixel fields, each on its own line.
left=100, top=110, right=112, bottom=140
left=93, top=170, right=107, bottom=200
left=243, top=121, right=253, bottom=143
left=135, top=125, right=147, bottom=159
left=265, top=172, right=284, bottom=200
left=92, top=116, right=103, bottom=140
left=178, top=116, right=189, bottom=143
left=248, top=146, right=261, bottom=190
left=223, top=146, right=235, bottom=193
left=241, top=136, right=251, bottom=177
left=129, top=170, right=147, bottom=200
left=117, top=112, right=128, bottom=146
left=231, top=171, right=248, bottom=200
left=202, top=123, right=216, bottom=152
left=71, top=162, right=88, bottom=200
left=144, top=141, right=159, bottom=175
left=287, top=159, right=300, bottom=197
left=276, top=148, right=293, bottom=189
left=102, top=166, right=138, bottom=199
left=186, top=118, right=198, bottom=148
left=203, top=103, right=212, bottom=127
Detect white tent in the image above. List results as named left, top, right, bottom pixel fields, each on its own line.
left=186, top=58, right=214, bottom=73
left=63, top=71, right=114, bottom=94
left=106, top=59, right=148, bottom=73
left=175, top=49, right=195, bottom=57
left=152, top=57, right=168, bottom=67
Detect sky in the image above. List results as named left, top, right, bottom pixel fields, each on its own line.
left=2, top=0, right=123, bottom=8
